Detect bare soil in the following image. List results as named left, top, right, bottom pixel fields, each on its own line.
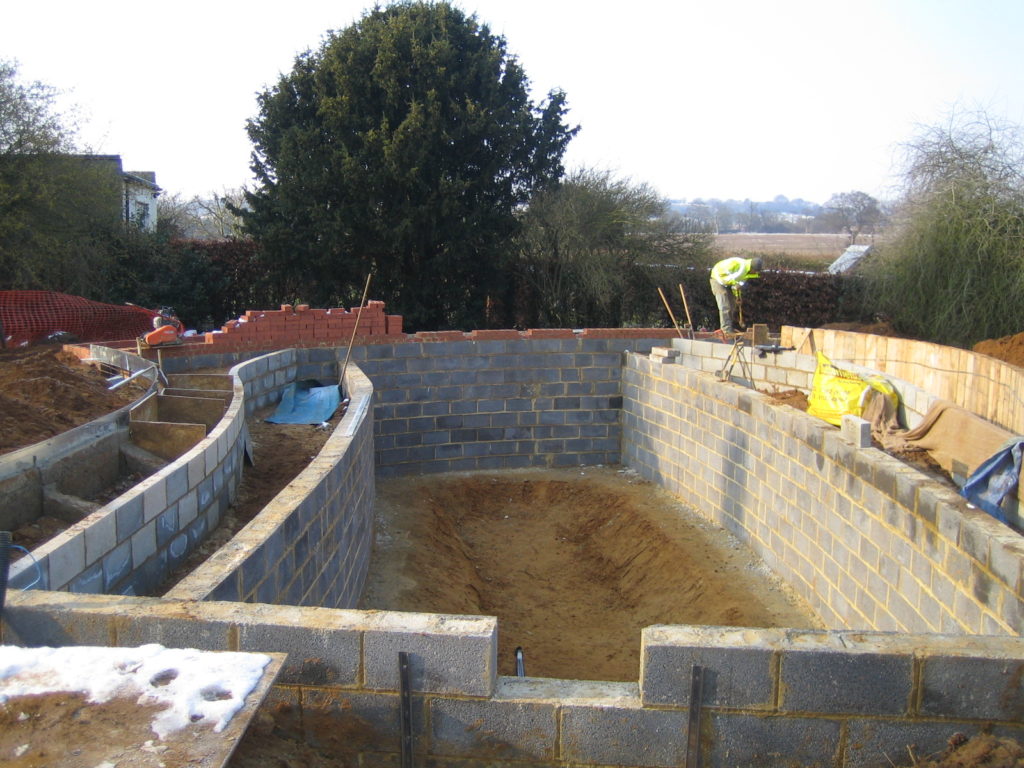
left=974, top=330, right=1024, bottom=368
left=360, top=466, right=821, bottom=682
left=0, top=346, right=148, bottom=454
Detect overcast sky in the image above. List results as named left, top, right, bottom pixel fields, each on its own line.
left=3, top=0, right=1022, bottom=204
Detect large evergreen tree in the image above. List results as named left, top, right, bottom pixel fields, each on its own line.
left=240, top=1, right=578, bottom=330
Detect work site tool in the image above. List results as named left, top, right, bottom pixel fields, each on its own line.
left=339, top=272, right=373, bottom=394
left=716, top=337, right=753, bottom=383
left=678, top=283, right=695, bottom=339
left=754, top=344, right=796, bottom=358
left=657, top=286, right=685, bottom=338
left=138, top=306, right=183, bottom=348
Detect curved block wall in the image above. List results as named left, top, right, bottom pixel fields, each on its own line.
left=623, top=346, right=1022, bottom=636
left=166, top=359, right=375, bottom=609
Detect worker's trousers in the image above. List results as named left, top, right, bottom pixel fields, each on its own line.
left=710, top=279, right=735, bottom=333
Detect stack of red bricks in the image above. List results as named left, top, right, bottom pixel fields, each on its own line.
left=203, top=300, right=404, bottom=349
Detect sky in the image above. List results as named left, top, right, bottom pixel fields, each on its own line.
left=3, top=0, right=1023, bottom=205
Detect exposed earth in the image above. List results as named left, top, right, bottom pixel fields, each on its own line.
left=0, top=346, right=149, bottom=455
left=360, top=465, right=820, bottom=682
left=974, top=331, right=1024, bottom=368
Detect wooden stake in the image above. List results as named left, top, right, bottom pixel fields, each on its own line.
left=657, top=286, right=685, bottom=338
left=339, top=272, right=373, bottom=389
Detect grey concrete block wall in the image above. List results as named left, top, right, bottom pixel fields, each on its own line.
left=4, top=592, right=1023, bottom=768
left=349, top=336, right=667, bottom=476
left=622, top=351, right=1024, bottom=637
left=166, top=358, right=375, bottom=610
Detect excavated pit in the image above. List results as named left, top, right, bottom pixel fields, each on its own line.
left=360, top=466, right=822, bottom=682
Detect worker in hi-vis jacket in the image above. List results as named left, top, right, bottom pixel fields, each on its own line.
left=709, top=256, right=762, bottom=334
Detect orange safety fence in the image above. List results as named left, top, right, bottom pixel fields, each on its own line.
left=0, top=291, right=159, bottom=348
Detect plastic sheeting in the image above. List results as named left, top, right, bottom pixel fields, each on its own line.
left=265, top=380, right=341, bottom=425
left=960, top=438, right=1024, bottom=524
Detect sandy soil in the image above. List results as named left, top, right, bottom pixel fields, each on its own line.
left=974, top=331, right=1024, bottom=368
left=361, top=466, right=821, bottom=682
left=0, top=346, right=148, bottom=454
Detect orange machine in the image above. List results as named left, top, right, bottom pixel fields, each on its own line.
left=141, top=307, right=184, bottom=347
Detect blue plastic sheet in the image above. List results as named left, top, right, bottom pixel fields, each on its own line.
left=959, top=437, right=1024, bottom=524
left=265, top=380, right=341, bottom=425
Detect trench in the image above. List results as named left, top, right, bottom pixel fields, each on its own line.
left=360, top=466, right=822, bottom=682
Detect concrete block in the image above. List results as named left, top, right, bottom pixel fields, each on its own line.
left=114, top=493, right=144, bottom=541
left=561, top=704, right=687, bottom=767
left=640, top=626, right=778, bottom=709
left=429, top=696, right=556, bottom=762
left=235, top=610, right=364, bottom=688
left=920, top=654, right=1024, bottom=721
left=47, top=536, right=86, bottom=590
left=302, top=689, right=425, bottom=755
left=84, top=509, right=117, bottom=565
left=1, top=593, right=117, bottom=645
left=131, top=521, right=158, bottom=568
left=779, top=641, right=913, bottom=715
left=705, top=711, right=842, bottom=767
left=113, top=602, right=236, bottom=650
left=363, top=612, right=497, bottom=696
left=841, top=414, right=872, bottom=448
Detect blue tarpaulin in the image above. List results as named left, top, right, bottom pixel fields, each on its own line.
left=959, top=437, right=1024, bottom=524
left=266, top=380, right=341, bottom=425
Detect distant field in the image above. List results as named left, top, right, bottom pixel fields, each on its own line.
left=714, top=233, right=852, bottom=259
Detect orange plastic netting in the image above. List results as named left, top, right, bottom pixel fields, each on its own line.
left=0, top=291, right=158, bottom=347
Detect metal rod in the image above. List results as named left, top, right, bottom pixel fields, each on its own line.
left=0, top=530, right=11, bottom=620
left=339, top=272, right=373, bottom=390
left=515, top=647, right=525, bottom=678
left=657, top=286, right=684, bottom=338
left=399, top=651, right=413, bottom=768
left=108, top=365, right=156, bottom=391
left=685, top=665, right=704, bottom=768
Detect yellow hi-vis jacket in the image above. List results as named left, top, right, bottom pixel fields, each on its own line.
left=711, top=257, right=760, bottom=289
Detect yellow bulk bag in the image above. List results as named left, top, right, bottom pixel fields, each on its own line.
left=806, top=351, right=898, bottom=427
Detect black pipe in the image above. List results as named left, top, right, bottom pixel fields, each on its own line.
left=0, top=531, right=11, bottom=619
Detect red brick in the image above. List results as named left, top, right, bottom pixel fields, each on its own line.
left=525, top=328, right=575, bottom=339
left=469, top=329, right=522, bottom=340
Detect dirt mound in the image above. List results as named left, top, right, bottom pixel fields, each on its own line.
left=0, top=346, right=146, bottom=454
left=361, top=467, right=821, bottom=682
left=973, top=331, right=1024, bottom=368
left=906, top=732, right=1024, bottom=767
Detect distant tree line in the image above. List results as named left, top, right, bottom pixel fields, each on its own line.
left=674, top=192, right=885, bottom=241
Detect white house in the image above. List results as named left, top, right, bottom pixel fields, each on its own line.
left=77, top=155, right=162, bottom=232
left=122, top=169, right=161, bottom=232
